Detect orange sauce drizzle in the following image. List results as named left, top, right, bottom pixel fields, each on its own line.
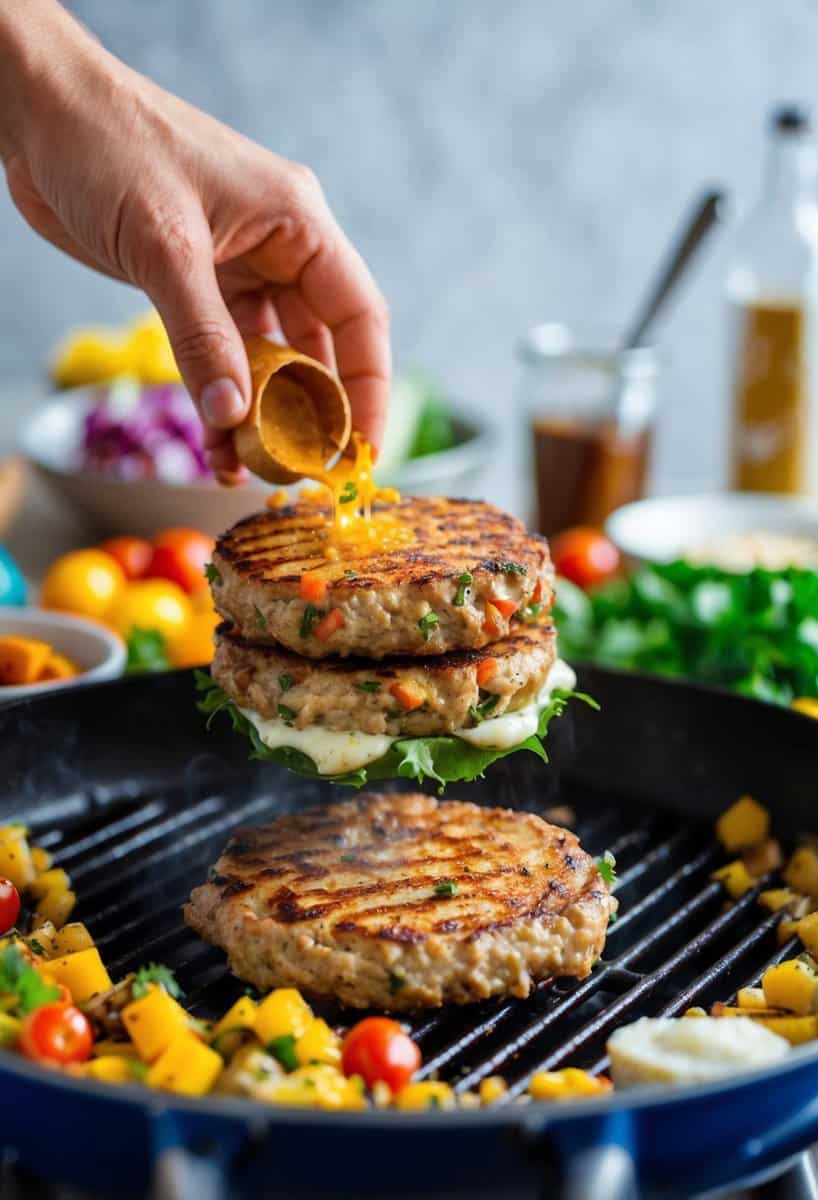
left=266, top=433, right=410, bottom=566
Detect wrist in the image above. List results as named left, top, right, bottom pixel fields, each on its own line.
left=0, top=0, right=100, bottom=160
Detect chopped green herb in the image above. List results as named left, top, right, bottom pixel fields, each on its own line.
left=267, top=1033, right=299, bottom=1071
left=243, top=986, right=260, bottom=999
left=339, top=481, right=358, bottom=505
left=340, top=853, right=357, bottom=863
left=0, top=944, right=60, bottom=1014
left=300, top=603, right=324, bottom=638
left=254, top=605, right=266, bottom=630
left=418, top=610, right=439, bottom=641
left=454, top=572, right=473, bottom=606
left=608, top=910, right=618, bottom=926
left=125, top=628, right=170, bottom=675
left=434, top=880, right=458, bottom=898
left=468, top=694, right=499, bottom=724
left=523, top=602, right=543, bottom=622
left=128, top=1060, right=149, bottom=1082
left=204, top=562, right=221, bottom=585
left=278, top=673, right=292, bottom=692
left=355, top=680, right=381, bottom=693
left=27, top=939, right=45, bottom=957
left=343, top=569, right=357, bottom=578
left=389, top=971, right=406, bottom=994
left=497, top=562, right=527, bottom=575
left=428, top=1094, right=442, bottom=1109
left=132, top=963, right=183, bottom=1001
left=278, top=704, right=297, bottom=725
left=597, top=850, right=617, bottom=886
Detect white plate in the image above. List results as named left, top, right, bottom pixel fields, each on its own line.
left=605, top=492, right=818, bottom=566
left=0, top=606, right=126, bottom=702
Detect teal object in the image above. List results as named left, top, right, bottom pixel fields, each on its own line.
left=0, top=546, right=26, bottom=606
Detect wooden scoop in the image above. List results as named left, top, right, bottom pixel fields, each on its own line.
left=234, top=337, right=351, bottom=485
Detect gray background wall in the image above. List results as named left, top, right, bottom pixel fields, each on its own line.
left=2, top=0, right=818, bottom=510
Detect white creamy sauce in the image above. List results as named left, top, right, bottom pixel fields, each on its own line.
left=241, top=659, right=577, bottom=776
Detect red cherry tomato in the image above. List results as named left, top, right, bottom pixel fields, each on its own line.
left=341, top=1017, right=421, bottom=1092
left=99, top=537, right=153, bottom=581
left=0, top=877, right=20, bottom=934
left=551, top=526, right=621, bottom=590
left=147, top=529, right=214, bottom=594
left=19, top=1002, right=93, bottom=1065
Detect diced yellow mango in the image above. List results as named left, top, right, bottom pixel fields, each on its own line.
left=147, top=1034, right=222, bottom=1096
left=779, top=919, right=801, bottom=946
left=30, top=847, right=52, bottom=874
left=528, top=1068, right=612, bottom=1101
left=797, top=912, right=818, bottom=958
left=712, top=1003, right=786, bottom=1018
left=266, top=1064, right=367, bottom=1111
left=255, top=988, right=313, bottom=1046
left=716, top=796, right=770, bottom=852
left=82, top=1056, right=134, bottom=1084
left=295, top=1018, right=341, bottom=1067
left=793, top=697, right=818, bottom=720
left=0, top=1012, right=20, bottom=1048
left=0, top=828, right=35, bottom=890
left=122, top=986, right=191, bottom=1061
left=762, top=959, right=818, bottom=1014
left=211, top=996, right=257, bottom=1041
left=46, top=947, right=112, bottom=1003
left=683, top=1007, right=708, bottom=1018
left=34, top=887, right=76, bottom=929
left=394, top=1080, right=456, bottom=1111
left=737, top=986, right=769, bottom=1010
left=51, top=922, right=94, bottom=956
left=759, top=889, right=801, bottom=913
left=93, top=1039, right=140, bottom=1060
left=785, top=848, right=818, bottom=901
left=29, top=868, right=71, bottom=901
left=0, top=637, right=51, bottom=686
left=479, top=1076, right=508, bottom=1105
left=750, top=1014, right=818, bottom=1045
left=743, top=838, right=783, bottom=877
left=712, top=860, right=755, bottom=900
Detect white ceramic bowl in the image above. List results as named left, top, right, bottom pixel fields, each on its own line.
left=606, top=492, right=818, bottom=566
left=0, top=607, right=126, bottom=702
left=20, top=389, right=496, bottom=539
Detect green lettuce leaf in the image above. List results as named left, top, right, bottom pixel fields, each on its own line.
left=194, top=671, right=596, bottom=790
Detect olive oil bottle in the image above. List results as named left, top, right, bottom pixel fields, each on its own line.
left=727, top=107, right=818, bottom=494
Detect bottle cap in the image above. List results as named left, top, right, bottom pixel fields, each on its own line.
left=235, top=337, right=351, bottom=485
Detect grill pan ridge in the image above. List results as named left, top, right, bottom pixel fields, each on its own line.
left=1, top=667, right=818, bottom=1199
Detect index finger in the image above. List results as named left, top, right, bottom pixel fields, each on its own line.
left=296, top=224, right=391, bottom=453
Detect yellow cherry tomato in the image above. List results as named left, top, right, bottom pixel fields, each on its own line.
left=41, top=550, right=125, bottom=621
left=110, top=580, right=191, bottom=643
left=167, top=608, right=219, bottom=668
left=792, top=697, right=818, bottom=720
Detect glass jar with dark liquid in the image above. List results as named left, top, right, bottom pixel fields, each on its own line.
left=518, top=325, right=659, bottom=538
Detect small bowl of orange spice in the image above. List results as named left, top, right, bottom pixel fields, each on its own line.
left=0, top=607, right=126, bottom=703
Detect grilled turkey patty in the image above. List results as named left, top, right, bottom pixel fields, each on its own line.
left=211, top=497, right=553, bottom=659
left=184, top=793, right=614, bottom=1010
left=212, top=618, right=558, bottom=737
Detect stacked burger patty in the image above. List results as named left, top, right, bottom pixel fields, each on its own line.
left=206, top=496, right=566, bottom=781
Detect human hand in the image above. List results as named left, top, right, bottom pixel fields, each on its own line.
left=0, top=1, right=390, bottom=483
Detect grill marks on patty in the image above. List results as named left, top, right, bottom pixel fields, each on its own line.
left=185, top=794, right=614, bottom=1008
left=211, top=497, right=554, bottom=658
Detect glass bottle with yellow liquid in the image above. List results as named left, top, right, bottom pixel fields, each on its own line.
left=728, top=106, right=818, bottom=493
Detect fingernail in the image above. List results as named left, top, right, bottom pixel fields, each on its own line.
left=200, top=378, right=246, bottom=428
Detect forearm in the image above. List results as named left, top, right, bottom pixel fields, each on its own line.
left=0, top=0, right=103, bottom=161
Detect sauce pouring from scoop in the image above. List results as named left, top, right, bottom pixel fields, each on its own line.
left=234, top=336, right=408, bottom=562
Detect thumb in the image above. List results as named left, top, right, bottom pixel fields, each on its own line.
left=147, top=251, right=251, bottom=436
